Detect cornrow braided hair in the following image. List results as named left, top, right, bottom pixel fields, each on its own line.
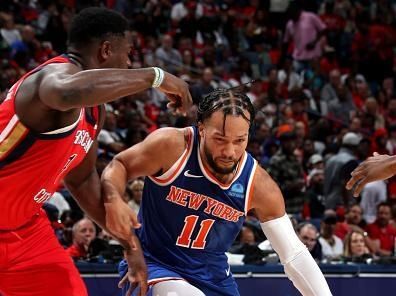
left=197, top=88, right=256, bottom=132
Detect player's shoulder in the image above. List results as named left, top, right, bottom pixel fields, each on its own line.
left=39, top=62, right=81, bottom=78
left=20, top=62, right=80, bottom=93
left=251, top=164, right=280, bottom=198
left=138, top=127, right=192, bottom=171
left=148, top=126, right=185, bottom=139
left=145, top=126, right=191, bottom=150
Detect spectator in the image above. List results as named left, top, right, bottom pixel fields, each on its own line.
left=343, top=230, right=373, bottom=263
left=155, top=34, right=182, bottom=74
left=282, top=0, right=327, bottom=73
left=366, top=202, right=396, bottom=256
left=360, top=181, right=387, bottom=224
left=170, top=0, right=191, bottom=23
left=97, top=110, right=126, bottom=154
left=308, top=153, right=324, bottom=172
left=66, top=218, right=97, bottom=260
left=327, top=84, right=355, bottom=125
left=10, top=25, right=38, bottom=69
left=318, top=210, right=344, bottom=260
left=127, top=179, right=144, bottom=214
left=385, top=99, right=396, bottom=128
left=307, top=168, right=325, bottom=219
left=320, top=69, right=342, bottom=115
left=58, top=210, right=84, bottom=247
left=319, top=1, right=345, bottom=51
left=229, top=223, right=264, bottom=265
left=0, top=13, right=21, bottom=46
left=363, top=97, right=385, bottom=131
left=48, top=191, right=71, bottom=217
left=297, top=222, right=323, bottom=261
left=190, top=67, right=216, bottom=104
left=385, top=124, right=396, bottom=155
left=324, top=132, right=360, bottom=209
left=268, top=131, right=306, bottom=215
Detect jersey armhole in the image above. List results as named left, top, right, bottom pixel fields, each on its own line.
left=244, top=160, right=258, bottom=215
left=149, top=127, right=194, bottom=186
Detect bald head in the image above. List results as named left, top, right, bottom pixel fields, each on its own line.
left=298, top=223, right=318, bottom=251
left=72, top=218, right=96, bottom=247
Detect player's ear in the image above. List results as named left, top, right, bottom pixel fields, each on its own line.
left=198, top=122, right=205, bottom=138
left=98, top=40, right=112, bottom=62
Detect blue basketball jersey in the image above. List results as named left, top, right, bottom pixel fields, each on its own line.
left=134, top=126, right=258, bottom=295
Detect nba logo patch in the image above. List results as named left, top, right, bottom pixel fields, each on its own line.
left=228, top=182, right=244, bottom=199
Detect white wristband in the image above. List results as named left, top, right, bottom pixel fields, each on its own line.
left=152, top=67, right=164, bottom=88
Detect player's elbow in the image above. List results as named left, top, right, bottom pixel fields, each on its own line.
left=101, top=156, right=126, bottom=182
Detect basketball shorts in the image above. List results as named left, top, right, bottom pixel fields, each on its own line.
left=0, top=209, right=87, bottom=296
left=118, top=258, right=240, bottom=296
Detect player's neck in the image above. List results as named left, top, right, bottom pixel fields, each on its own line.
left=212, top=170, right=236, bottom=184
left=66, top=47, right=97, bottom=69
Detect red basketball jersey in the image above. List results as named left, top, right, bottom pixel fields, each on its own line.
left=0, top=56, right=99, bottom=230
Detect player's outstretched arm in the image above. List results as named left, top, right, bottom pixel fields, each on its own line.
left=248, top=165, right=332, bottom=296
left=346, top=152, right=396, bottom=197
left=38, top=63, right=192, bottom=113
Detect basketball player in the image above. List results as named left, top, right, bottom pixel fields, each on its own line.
left=102, top=89, right=332, bottom=296
left=0, top=7, right=191, bottom=296
left=347, top=152, right=396, bottom=196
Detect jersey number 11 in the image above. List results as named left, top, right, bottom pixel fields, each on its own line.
left=176, top=215, right=215, bottom=249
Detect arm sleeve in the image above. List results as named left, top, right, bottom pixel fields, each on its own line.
left=261, top=214, right=332, bottom=296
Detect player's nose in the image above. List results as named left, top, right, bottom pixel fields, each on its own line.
left=222, top=143, right=235, bottom=158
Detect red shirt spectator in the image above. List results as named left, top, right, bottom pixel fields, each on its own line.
left=334, top=205, right=365, bottom=240
left=66, top=244, right=87, bottom=259
left=366, top=223, right=396, bottom=253
left=366, top=203, right=396, bottom=255
left=334, top=221, right=349, bottom=240
left=66, top=218, right=96, bottom=259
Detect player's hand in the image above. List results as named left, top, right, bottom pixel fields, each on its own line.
left=119, top=239, right=148, bottom=296
left=104, top=196, right=141, bottom=250
left=346, top=152, right=396, bottom=197
left=158, top=72, right=192, bottom=115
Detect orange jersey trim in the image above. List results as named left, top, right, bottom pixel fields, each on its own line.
left=244, top=160, right=258, bottom=214
left=150, top=128, right=193, bottom=184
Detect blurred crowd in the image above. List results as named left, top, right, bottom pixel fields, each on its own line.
left=1, top=0, right=396, bottom=265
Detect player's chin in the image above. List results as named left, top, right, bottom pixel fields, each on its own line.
left=215, top=162, right=236, bottom=174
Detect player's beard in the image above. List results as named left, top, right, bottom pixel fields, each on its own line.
left=204, top=144, right=238, bottom=175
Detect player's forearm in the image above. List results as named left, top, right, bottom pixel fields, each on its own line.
left=54, top=68, right=155, bottom=110
left=284, top=249, right=332, bottom=296
left=101, top=157, right=129, bottom=202
left=66, top=172, right=136, bottom=250
left=261, top=214, right=332, bottom=295
left=389, top=155, right=396, bottom=174
left=65, top=170, right=107, bottom=229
